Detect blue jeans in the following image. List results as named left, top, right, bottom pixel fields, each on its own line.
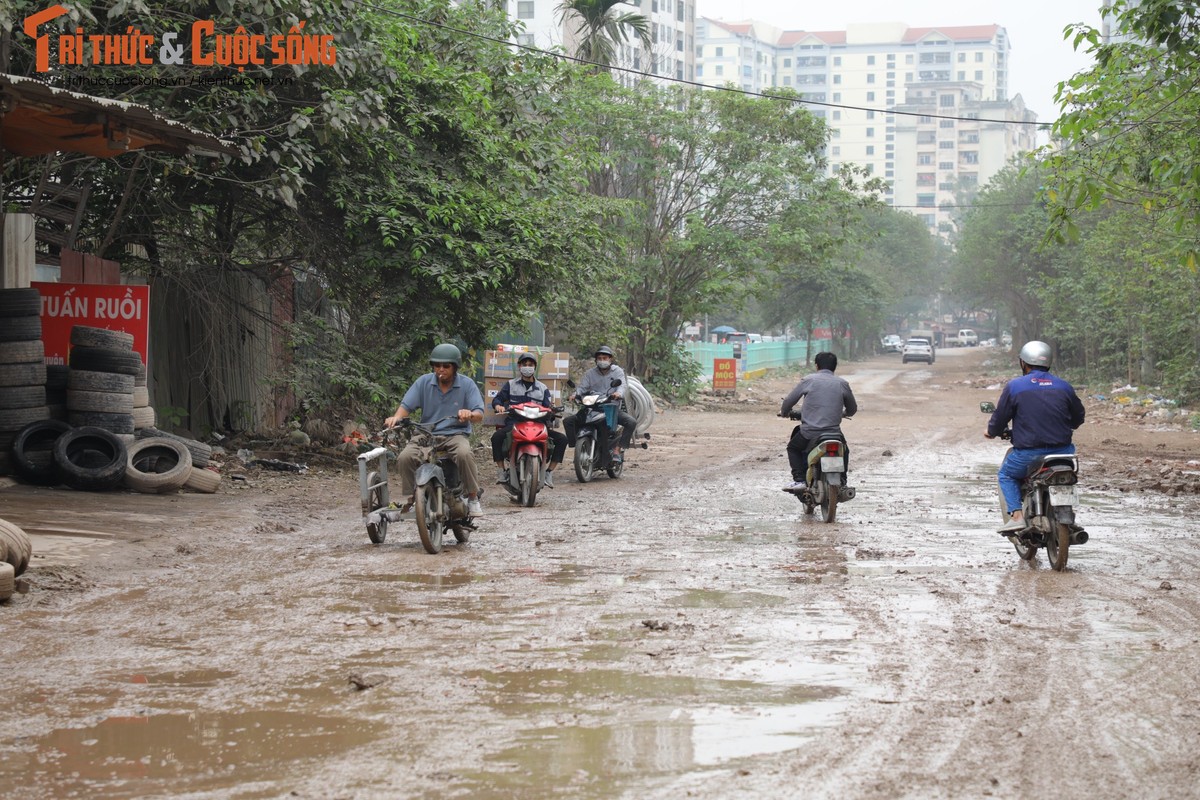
left=998, top=444, right=1076, bottom=515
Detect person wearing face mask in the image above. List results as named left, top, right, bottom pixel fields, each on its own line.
left=491, top=353, right=567, bottom=487
left=563, top=346, right=638, bottom=463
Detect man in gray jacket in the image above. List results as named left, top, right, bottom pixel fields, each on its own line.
left=780, top=351, right=857, bottom=490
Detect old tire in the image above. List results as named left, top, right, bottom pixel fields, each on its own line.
left=0, top=288, right=41, bottom=317
left=53, top=426, right=128, bottom=491
left=125, top=437, right=193, bottom=493
left=182, top=466, right=221, bottom=493
left=0, top=340, right=45, bottom=364
left=0, top=362, right=47, bottom=387
left=0, top=386, right=47, bottom=410
left=136, top=427, right=210, bottom=467
left=0, top=405, right=50, bottom=431
left=11, top=419, right=71, bottom=486
left=66, top=389, right=134, bottom=414
left=70, top=326, right=134, bottom=350
left=68, top=370, right=135, bottom=393
left=0, top=518, right=33, bottom=577
left=0, top=561, right=14, bottom=600
left=0, top=316, right=41, bottom=342
left=68, top=346, right=142, bottom=375
left=68, top=411, right=135, bottom=434
left=132, top=406, right=156, bottom=429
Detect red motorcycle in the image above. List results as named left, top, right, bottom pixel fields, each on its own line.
left=499, top=400, right=559, bottom=507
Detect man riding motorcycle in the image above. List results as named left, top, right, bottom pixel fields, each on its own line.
left=985, top=340, right=1085, bottom=532
left=491, top=352, right=567, bottom=487
left=780, top=351, right=857, bottom=491
left=384, top=343, right=485, bottom=517
left=563, top=346, right=637, bottom=462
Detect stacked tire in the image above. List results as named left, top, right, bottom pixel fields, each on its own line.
left=136, top=427, right=220, bottom=493
left=67, top=326, right=139, bottom=442
left=0, top=288, right=49, bottom=476
left=132, top=360, right=154, bottom=431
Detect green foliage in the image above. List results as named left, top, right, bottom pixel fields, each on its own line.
left=642, top=341, right=703, bottom=404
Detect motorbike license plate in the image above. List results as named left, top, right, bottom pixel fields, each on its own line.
left=820, top=456, right=844, bottom=472
left=1048, top=485, right=1077, bottom=506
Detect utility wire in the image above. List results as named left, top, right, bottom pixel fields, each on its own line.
left=346, top=0, right=1051, bottom=128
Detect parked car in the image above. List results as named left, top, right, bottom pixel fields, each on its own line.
left=881, top=334, right=903, bottom=353
left=902, top=337, right=935, bottom=364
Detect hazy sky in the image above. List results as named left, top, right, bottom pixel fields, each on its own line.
left=696, top=0, right=1105, bottom=124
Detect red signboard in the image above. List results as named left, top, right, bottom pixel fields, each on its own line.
left=713, top=358, right=737, bottom=391
left=33, top=282, right=150, bottom=366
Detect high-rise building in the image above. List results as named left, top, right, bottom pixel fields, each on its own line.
left=504, top=0, right=696, bottom=89
left=696, top=19, right=1037, bottom=237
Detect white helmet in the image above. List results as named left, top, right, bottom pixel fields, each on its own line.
left=1018, top=340, right=1052, bottom=368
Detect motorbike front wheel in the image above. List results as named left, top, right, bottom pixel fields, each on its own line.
left=520, top=453, right=541, bottom=507
left=365, top=470, right=388, bottom=544
left=606, top=446, right=624, bottom=479
left=574, top=435, right=596, bottom=483
left=1045, top=521, right=1070, bottom=571
left=414, top=484, right=444, bottom=554
left=819, top=478, right=839, bottom=523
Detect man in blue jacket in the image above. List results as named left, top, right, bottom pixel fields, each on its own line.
left=986, top=341, right=1085, bottom=532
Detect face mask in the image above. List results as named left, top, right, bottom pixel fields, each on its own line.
left=595, top=358, right=612, bottom=369
left=519, top=365, right=536, bottom=378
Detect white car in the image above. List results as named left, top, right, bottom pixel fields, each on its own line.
left=881, top=334, right=903, bottom=353
left=902, top=338, right=935, bottom=364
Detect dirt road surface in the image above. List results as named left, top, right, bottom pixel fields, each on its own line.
left=3, top=347, right=1199, bottom=799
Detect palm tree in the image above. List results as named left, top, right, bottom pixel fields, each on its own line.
left=557, top=0, right=653, bottom=69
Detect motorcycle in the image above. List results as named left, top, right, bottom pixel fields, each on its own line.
left=498, top=400, right=560, bottom=507
left=567, top=377, right=647, bottom=483
left=781, top=411, right=856, bottom=523
left=357, top=419, right=477, bottom=554
left=981, top=401, right=1087, bottom=571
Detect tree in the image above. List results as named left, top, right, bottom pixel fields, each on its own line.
left=557, top=0, right=652, bottom=68
left=1043, top=0, right=1200, bottom=267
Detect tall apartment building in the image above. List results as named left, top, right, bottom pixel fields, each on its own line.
left=503, top=0, right=696, bottom=88
left=695, top=19, right=1037, bottom=237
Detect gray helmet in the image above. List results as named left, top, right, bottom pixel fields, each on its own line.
left=429, top=343, right=462, bottom=367
left=1018, top=340, right=1052, bottom=368
left=594, top=345, right=614, bottom=359
left=516, top=352, right=538, bottom=374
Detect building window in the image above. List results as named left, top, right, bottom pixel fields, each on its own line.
left=976, top=52, right=984, bottom=62
left=784, top=57, right=791, bottom=67
left=517, top=33, right=534, bottom=45
left=715, top=65, right=723, bottom=76
left=957, top=71, right=965, bottom=80
left=940, top=119, right=954, bottom=128
left=866, top=163, right=875, bottom=174
left=834, top=74, right=841, bottom=84
left=866, top=91, right=875, bottom=101
left=906, top=54, right=914, bottom=64
left=743, top=65, right=752, bottom=77
left=958, top=52, right=966, bottom=62
left=917, top=194, right=935, bottom=207
left=867, top=73, right=875, bottom=83
left=939, top=161, right=953, bottom=170
left=939, top=94, right=955, bottom=107
left=867, top=55, right=875, bottom=65
left=832, top=145, right=841, bottom=155
left=961, top=151, right=979, bottom=164
left=866, top=127, right=875, bottom=137
left=834, top=56, right=841, bottom=66
left=832, top=110, right=841, bottom=120
left=866, top=145, right=875, bottom=155
left=939, top=141, right=955, bottom=149
left=715, top=46, right=723, bottom=56
left=975, top=70, right=983, bottom=80
left=696, top=64, right=703, bottom=77
left=517, top=0, right=534, bottom=18
left=918, top=153, right=933, bottom=164
left=917, top=172, right=935, bottom=186
left=867, top=110, right=875, bottom=119
left=833, top=92, right=841, bottom=102
left=783, top=75, right=790, bottom=85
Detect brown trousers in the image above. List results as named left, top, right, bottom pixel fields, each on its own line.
left=397, top=434, right=479, bottom=498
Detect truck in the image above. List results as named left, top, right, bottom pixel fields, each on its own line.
left=954, top=328, right=978, bottom=347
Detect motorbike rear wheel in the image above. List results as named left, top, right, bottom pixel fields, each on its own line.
left=819, top=479, right=839, bottom=523
left=365, top=470, right=388, bottom=544
left=1010, top=535, right=1037, bottom=561
left=415, top=484, right=444, bottom=554
left=1045, top=522, right=1070, bottom=571
left=520, top=453, right=540, bottom=507
left=574, top=436, right=596, bottom=483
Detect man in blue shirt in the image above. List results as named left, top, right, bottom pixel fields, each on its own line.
left=986, top=340, right=1085, bottom=532
left=385, top=343, right=485, bottom=516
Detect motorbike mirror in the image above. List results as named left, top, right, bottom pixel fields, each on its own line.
left=980, top=401, right=995, bottom=413
left=610, top=378, right=622, bottom=387
left=566, top=379, right=576, bottom=389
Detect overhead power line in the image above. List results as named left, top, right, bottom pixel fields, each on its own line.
left=347, top=0, right=1051, bottom=128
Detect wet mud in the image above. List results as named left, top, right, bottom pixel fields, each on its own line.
left=2, top=348, right=1199, bottom=799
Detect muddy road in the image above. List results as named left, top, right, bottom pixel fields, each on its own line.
left=2, top=348, right=1200, bottom=799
